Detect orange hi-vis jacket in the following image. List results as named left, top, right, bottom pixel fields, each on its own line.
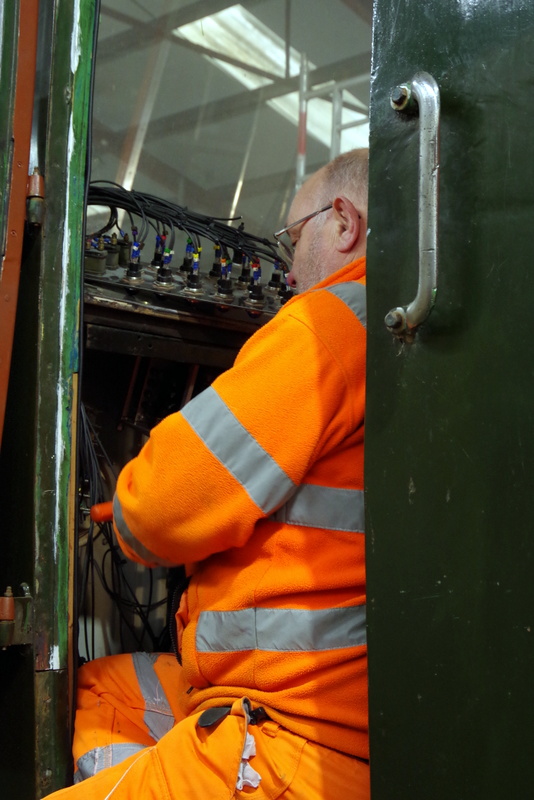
left=113, top=256, right=368, bottom=761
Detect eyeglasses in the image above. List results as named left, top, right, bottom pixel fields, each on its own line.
left=273, top=204, right=333, bottom=266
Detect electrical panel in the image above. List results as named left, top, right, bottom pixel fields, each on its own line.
left=79, top=182, right=290, bottom=659
left=84, top=182, right=293, bottom=329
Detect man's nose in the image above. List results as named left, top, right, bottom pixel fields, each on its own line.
left=285, top=270, right=297, bottom=288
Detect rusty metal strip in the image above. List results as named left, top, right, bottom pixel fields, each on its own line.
left=0, top=0, right=39, bottom=447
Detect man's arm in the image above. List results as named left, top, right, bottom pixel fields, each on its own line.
left=113, top=288, right=365, bottom=567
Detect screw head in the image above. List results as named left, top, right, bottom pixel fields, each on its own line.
left=384, top=309, right=405, bottom=330
left=390, top=85, right=410, bottom=110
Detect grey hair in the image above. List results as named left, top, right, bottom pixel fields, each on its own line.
left=317, top=148, right=369, bottom=214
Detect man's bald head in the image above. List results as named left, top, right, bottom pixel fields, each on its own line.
left=285, top=148, right=369, bottom=292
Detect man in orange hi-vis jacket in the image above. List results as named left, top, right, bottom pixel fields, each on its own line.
left=45, top=148, right=370, bottom=800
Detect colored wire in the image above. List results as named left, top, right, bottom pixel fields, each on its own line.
left=86, top=182, right=285, bottom=267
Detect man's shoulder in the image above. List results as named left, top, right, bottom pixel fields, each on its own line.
left=320, top=281, right=367, bottom=329
left=290, top=263, right=367, bottom=330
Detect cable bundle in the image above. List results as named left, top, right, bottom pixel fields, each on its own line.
left=78, top=404, right=168, bottom=658
left=86, top=181, right=284, bottom=267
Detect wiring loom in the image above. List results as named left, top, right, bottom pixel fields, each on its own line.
left=87, top=181, right=286, bottom=268
left=78, top=403, right=169, bottom=660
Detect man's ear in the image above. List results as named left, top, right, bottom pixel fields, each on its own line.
left=332, top=195, right=361, bottom=254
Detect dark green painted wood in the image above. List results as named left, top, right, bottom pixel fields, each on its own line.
left=0, top=1, right=96, bottom=796
left=34, top=0, right=95, bottom=671
left=366, top=2, right=534, bottom=797
left=35, top=669, right=72, bottom=798
left=33, top=0, right=97, bottom=794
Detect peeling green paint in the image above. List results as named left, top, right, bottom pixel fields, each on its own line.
left=32, top=0, right=97, bottom=793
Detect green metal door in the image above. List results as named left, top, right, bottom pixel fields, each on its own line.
left=366, top=2, right=534, bottom=797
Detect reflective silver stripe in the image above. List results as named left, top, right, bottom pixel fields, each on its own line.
left=269, top=484, right=365, bottom=533
left=324, top=281, right=367, bottom=328
left=181, top=386, right=296, bottom=514
left=132, top=652, right=175, bottom=741
left=113, top=494, right=176, bottom=567
left=196, top=605, right=366, bottom=653
left=75, top=743, right=146, bottom=780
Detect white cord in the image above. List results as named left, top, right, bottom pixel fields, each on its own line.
left=102, top=748, right=151, bottom=800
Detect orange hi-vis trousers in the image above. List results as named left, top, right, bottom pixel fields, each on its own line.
left=43, top=653, right=370, bottom=799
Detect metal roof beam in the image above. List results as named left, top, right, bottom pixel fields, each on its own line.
left=134, top=53, right=371, bottom=143
left=98, top=0, right=266, bottom=62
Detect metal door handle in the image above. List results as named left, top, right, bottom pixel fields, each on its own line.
left=385, top=72, right=440, bottom=340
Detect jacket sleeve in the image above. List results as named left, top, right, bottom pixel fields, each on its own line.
left=113, top=287, right=366, bottom=567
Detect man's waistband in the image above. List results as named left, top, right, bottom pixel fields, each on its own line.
left=197, top=702, right=270, bottom=728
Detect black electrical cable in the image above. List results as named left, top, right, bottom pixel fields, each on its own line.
left=86, top=182, right=286, bottom=268
left=76, top=0, right=102, bottom=676
left=77, top=0, right=175, bottom=666
left=78, top=403, right=168, bottom=659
